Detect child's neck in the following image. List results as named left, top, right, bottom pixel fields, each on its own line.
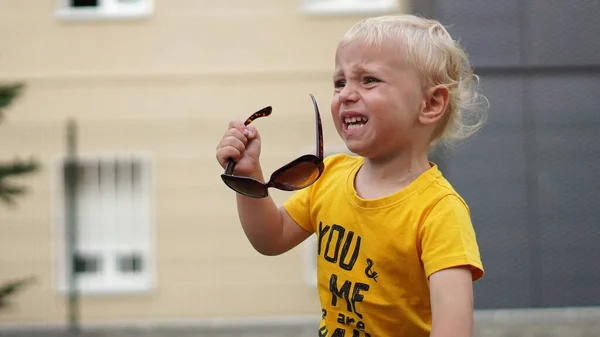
left=355, top=151, right=431, bottom=200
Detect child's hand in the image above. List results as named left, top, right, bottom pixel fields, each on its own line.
left=216, top=120, right=262, bottom=176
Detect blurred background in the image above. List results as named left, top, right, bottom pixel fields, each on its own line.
left=0, top=0, right=598, bottom=336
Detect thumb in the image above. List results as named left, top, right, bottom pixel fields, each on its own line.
left=246, top=125, right=260, bottom=142
left=245, top=125, right=262, bottom=155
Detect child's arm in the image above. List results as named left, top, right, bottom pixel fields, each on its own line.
left=429, top=266, right=475, bottom=337
left=418, top=195, right=483, bottom=337
left=235, top=181, right=312, bottom=255
left=216, top=120, right=312, bottom=256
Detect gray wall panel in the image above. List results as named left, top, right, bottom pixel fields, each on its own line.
left=436, top=0, right=522, bottom=68
left=435, top=1, right=600, bottom=309
left=528, top=1, right=600, bottom=66
left=531, top=75, right=600, bottom=307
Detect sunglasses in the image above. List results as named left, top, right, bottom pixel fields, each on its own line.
left=221, top=94, right=324, bottom=198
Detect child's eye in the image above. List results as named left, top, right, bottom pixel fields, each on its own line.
left=363, top=77, right=379, bottom=84
left=334, top=79, right=346, bottom=89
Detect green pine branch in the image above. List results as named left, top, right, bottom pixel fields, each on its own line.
left=0, top=83, right=25, bottom=123
left=0, top=276, right=36, bottom=310
left=0, top=83, right=25, bottom=109
left=0, top=158, right=40, bottom=206
left=0, top=82, right=40, bottom=206
left=0, top=82, right=38, bottom=313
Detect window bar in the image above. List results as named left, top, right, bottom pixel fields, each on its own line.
left=65, top=118, right=81, bottom=333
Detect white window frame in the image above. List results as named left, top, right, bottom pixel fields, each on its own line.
left=56, top=0, right=153, bottom=21
left=52, top=152, right=155, bottom=296
left=302, top=0, right=399, bottom=16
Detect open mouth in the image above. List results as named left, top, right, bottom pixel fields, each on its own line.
left=344, top=116, right=368, bottom=130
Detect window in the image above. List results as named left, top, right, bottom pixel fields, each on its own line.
left=303, top=0, right=399, bottom=15
left=57, top=0, right=153, bottom=20
left=55, top=154, right=154, bottom=295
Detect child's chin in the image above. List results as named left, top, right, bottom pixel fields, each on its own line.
left=344, top=141, right=368, bottom=156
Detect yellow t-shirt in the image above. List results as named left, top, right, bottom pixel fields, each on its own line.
left=284, top=154, right=484, bottom=337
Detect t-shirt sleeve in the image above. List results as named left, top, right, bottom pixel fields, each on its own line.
left=418, top=195, right=484, bottom=281
left=283, top=183, right=315, bottom=233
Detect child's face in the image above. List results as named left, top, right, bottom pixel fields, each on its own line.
left=331, top=38, right=427, bottom=159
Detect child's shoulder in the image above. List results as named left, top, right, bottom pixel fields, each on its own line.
left=428, top=166, right=470, bottom=210
left=316, top=152, right=361, bottom=184
left=322, top=152, right=362, bottom=177
left=323, top=152, right=362, bottom=168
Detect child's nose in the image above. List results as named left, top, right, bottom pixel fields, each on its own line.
left=339, top=84, right=359, bottom=103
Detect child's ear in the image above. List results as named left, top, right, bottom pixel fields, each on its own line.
left=419, top=85, right=449, bottom=125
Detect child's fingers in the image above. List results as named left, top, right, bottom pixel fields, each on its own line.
left=216, top=146, right=241, bottom=167
left=246, top=125, right=260, bottom=140
left=219, top=135, right=246, bottom=153
left=216, top=120, right=260, bottom=169
left=222, top=127, right=248, bottom=145
left=228, top=120, right=250, bottom=137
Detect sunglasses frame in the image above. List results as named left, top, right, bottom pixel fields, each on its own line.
left=220, top=94, right=324, bottom=198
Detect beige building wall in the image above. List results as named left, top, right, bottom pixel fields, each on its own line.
left=0, top=0, right=407, bottom=326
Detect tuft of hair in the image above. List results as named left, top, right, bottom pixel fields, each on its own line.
left=340, top=14, right=490, bottom=149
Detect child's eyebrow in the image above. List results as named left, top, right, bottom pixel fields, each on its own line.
left=333, top=63, right=384, bottom=79
left=354, top=64, right=385, bottom=73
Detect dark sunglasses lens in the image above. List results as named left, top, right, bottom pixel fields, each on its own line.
left=272, top=161, right=321, bottom=189
left=222, top=176, right=267, bottom=198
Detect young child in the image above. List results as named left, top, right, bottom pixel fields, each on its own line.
left=216, top=14, right=488, bottom=337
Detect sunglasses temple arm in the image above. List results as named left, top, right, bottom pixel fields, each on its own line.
left=310, top=94, right=324, bottom=159
left=223, top=107, right=270, bottom=177
left=317, top=114, right=323, bottom=159
left=224, top=159, right=236, bottom=175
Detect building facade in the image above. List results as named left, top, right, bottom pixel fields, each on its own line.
left=0, top=0, right=406, bottom=327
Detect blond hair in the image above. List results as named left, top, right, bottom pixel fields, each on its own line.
left=340, top=14, right=489, bottom=149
